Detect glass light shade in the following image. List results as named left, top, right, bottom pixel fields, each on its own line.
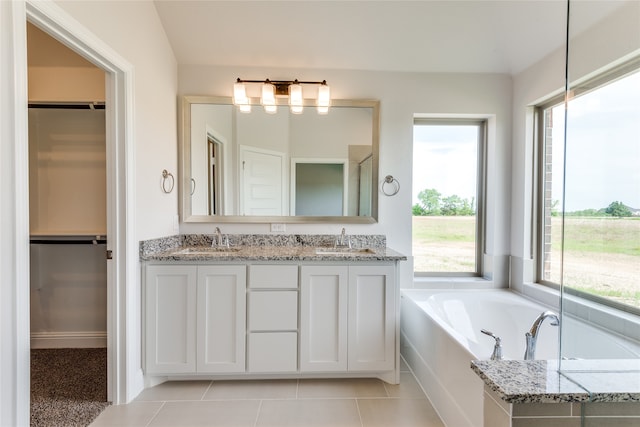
left=289, top=83, right=304, bottom=114
left=239, top=104, right=251, bottom=113
left=260, top=83, right=276, bottom=107
left=233, top=82, right=248, bottom=105
left=317, top=84, right=331, bottom=108
left=316, top=106, right=329, bottom=115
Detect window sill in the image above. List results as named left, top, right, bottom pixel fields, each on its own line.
left=411, top=275, right=499, bottom=289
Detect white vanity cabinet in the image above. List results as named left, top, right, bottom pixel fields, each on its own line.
left=144, top=264, right=246, bottom=375
left=143, top=259, right=399, bottom=381
left=300, top=264, right=396, bottom=374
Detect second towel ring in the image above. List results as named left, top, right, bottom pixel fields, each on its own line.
left=162, top=169, right=175, bottom=194
left=381, top=175, right=400, bottom=196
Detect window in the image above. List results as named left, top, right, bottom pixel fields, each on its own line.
left=412, top=120, right=485, bottom=275
left=537, top=64, right=640, bottom=313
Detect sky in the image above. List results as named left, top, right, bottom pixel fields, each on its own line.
left=551, top=70, right=640, bottom=212
left=412, top=125, right=478, bottom=206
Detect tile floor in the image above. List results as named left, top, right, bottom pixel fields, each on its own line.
left=90, top=361, right=445, bottom=427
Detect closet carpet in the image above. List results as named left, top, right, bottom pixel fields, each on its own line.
left=31, top=348, right=110, bottom=427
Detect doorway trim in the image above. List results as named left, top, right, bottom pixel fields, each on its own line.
left=24, top=0, right=136, bottom=408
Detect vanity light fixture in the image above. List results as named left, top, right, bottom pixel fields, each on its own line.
left=233, top=78, right=331, bottom=114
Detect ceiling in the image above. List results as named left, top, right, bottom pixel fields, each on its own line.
left=154, top=0, right=629, bottom=76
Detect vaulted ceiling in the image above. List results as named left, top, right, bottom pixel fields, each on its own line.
left=153, top=0, right=629, bottom=75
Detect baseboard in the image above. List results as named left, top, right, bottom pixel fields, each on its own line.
left=31, top=331, right=107, bottom=349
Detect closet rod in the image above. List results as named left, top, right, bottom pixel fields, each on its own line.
left=30, top=239, right=107, bottom=245
left=28, top=102, right=105, bottom=110
left=30, top=235, right=107, bottom=245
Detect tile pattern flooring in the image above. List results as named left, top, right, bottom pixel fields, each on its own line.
left=90, top=362, right=445, bottom=427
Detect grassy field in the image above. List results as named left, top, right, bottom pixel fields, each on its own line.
left=412, top=216, right=476, bottom=273
left=412, top=215, right=640, bottom=308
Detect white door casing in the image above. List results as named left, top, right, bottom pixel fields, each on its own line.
left=2, top=4, right=138, bottom=423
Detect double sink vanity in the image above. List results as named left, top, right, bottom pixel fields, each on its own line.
left=140, top=233, right=406, bottom=384
left=141, top=96, right=406, bottom=383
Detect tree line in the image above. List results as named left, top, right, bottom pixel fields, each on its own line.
left=413, top=189, right=636, bottom=218
left=558, top=201, right=637, bottom=218
left=412, top=188, right=475, bottom=216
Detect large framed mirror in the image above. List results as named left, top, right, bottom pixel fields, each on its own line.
left=180, top=96, right=380, bottom=223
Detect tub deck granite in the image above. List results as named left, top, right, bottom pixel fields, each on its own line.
left=471, top=359, right=640, bottom=404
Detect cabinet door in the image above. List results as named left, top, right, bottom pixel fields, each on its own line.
left=348, top=265, right=395, bottom=372
left=300, top=265, right=348, bottom=372
left=145, top=265, right=197, bottom=374
left=197, top=265, right=246, bottom=373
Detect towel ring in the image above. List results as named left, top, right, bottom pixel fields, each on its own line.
left=381, top=175, right=400, bottom=196
left=161, top=169, right=175, bottom=194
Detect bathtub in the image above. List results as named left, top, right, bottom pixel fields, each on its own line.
left=400, top=289, right=640, bottom=427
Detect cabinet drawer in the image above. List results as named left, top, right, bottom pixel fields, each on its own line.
left=248, top=291, right=298, bottom=331
left=248, top=332, right=297, bottom=373
left=249, top=265, right=298, bottom=289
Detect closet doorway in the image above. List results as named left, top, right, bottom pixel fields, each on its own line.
left=27, top=21, right=111, bottom=425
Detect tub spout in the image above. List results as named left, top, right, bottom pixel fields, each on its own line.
left=480, top=329, right=503, bottom=360
left=524, top=310, right=560, bottom=360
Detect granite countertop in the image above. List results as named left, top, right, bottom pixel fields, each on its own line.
left=471, top=359, right=640, bottom=404
left=139, top=233, right=407, bottom=262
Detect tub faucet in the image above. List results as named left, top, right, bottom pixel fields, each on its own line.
left=481, top=329, right=503, bottom=360
left=524, top=311, right=560, bottom=360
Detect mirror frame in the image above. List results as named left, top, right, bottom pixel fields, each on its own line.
left=180, top=95, right=380, bottom=223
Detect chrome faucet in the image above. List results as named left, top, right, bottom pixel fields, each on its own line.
left=481, top=329, right=503, bottom=360
left=212, top=226, right=228, bottom=247
left=524, top=311, right=560, bottom=360
left=335, top=227, right=351, bottom=248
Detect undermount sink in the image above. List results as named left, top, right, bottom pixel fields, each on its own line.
left=315, top=247, right=376, bottom=255
left=175, top=247, right=241, bottom=255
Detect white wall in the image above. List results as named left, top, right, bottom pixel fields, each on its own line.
left=48, top=0, right=179, bottom=403
left=510, top=1, right=640, bottom=291
left=179, top=66, right=513, bottom=287
left=55, top=0, right=179, bottom=241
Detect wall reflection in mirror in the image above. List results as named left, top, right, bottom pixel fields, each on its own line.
left=182, top=96, right=379, bottom=223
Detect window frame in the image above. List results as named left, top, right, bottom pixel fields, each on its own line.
left=412, top=118, right=487, bottom=277
left=534, top=58, right=640, bottom=316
